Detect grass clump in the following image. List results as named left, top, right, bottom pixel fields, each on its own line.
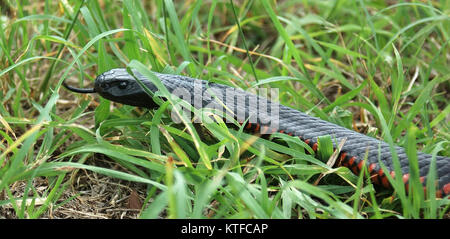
left=0, top=0, right=449, bottom=219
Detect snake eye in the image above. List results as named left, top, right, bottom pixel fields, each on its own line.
left=118, top=81, right=128, bottom=89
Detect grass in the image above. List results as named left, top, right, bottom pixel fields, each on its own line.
left=0, top=0, right=449, bottom=219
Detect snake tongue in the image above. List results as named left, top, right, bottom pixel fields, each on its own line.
left=62, top=80, right=95, bottom=93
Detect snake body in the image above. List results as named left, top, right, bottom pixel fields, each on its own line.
left=64, top=68, right=450, bottom=197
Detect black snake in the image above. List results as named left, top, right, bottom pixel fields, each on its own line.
left=63, top=68, right=450, bottom=197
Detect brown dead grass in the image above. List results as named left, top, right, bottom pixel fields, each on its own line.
left=0, top=157, right=147, bottom=219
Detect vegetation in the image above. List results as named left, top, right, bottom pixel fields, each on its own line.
left=0, top=0, right=449, bottom=219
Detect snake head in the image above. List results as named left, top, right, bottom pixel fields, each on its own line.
left=95, top=68, right=158, bottom=109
